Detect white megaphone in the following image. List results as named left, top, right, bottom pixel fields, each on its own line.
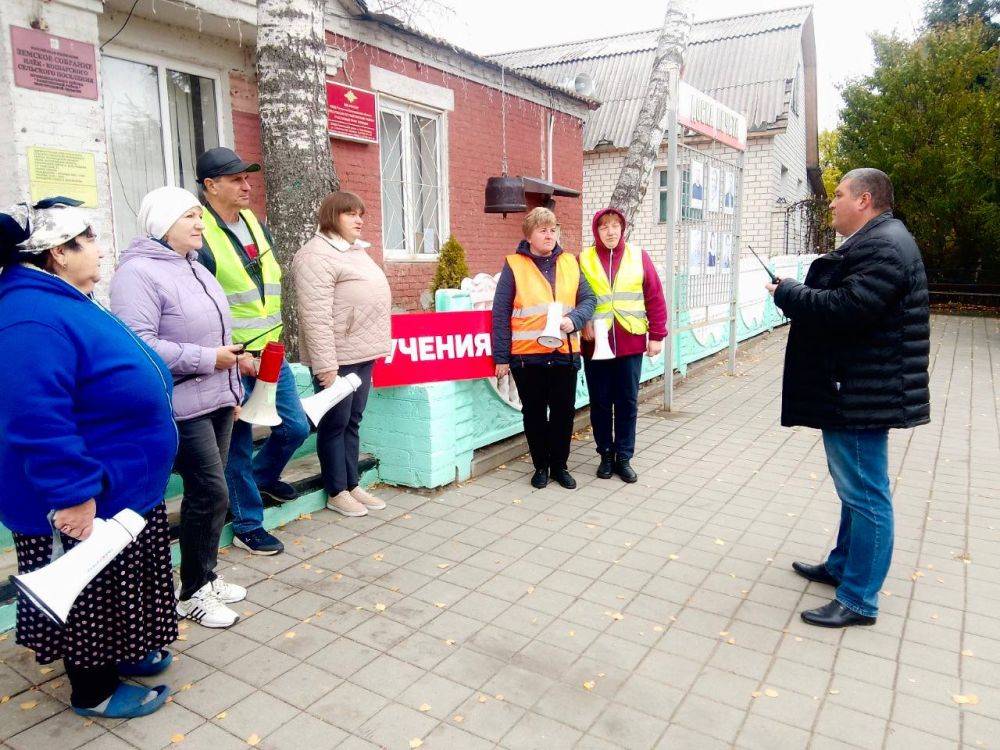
left=300, top=372, right=363, bottom=427
left=11, top=509, right=147, bottom=626
left=240, top=341, right=284, bottom=426
left=537, top=302, right=565, bottom=349
left=591, top=317, right=615, bottom=360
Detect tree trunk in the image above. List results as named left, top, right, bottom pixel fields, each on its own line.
left=257, top=0, right=338, bottom=359
left=610, top=1, right=692, bottom=228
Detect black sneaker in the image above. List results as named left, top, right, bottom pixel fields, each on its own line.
left=596, top=453, right=615, bottom=479
left=258, top=480, right=297, bottom=503
left=233, top=528, right=284, bottom=556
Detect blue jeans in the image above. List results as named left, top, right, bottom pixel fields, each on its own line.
left=822, top=428, right=893, bottom=617
left=226, top=360, right=310, bottom=534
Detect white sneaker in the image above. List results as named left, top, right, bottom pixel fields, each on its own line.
left=350, top=486, right=387, bottom=510
left=177, top=586, right=240, bottom=628
left=326, top=491, right=368, bottom=517
left=208, top=576, right=246, bottom=604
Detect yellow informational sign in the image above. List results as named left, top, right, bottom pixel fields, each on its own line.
left=27, top=147, right=98, bottom=207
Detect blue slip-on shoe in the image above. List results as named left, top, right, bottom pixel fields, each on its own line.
left=73, top=682, right=170, bottom=719
left=118, top=649, right=172, bottom=677
left=233, top=528, right=284, bottom=555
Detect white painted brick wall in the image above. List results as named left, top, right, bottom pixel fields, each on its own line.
left=0, top=1, right=113, bottom=293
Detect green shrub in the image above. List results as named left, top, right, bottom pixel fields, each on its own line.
left=430, top=234, right=471, bottom=294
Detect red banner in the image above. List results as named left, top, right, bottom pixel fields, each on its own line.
left=326, top=81, right=378, bottom=143
left=373, top=311, right=494, bottom=388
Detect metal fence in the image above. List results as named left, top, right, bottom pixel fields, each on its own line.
left=776, top=197, right=835, bottom=256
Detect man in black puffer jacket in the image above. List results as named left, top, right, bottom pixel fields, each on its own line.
left=767, top=168, right=930, bottom=629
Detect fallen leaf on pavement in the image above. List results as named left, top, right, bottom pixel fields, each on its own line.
left=437, top=563, right=450, bottom=569
left=764, top=688, right=779, bottom=698
left=409, top=739, right=423, bottom=749
left=20, top=700, right=38, bottom=710
left=751, top=691, right=762, bottom=698
left=285, top=631, right=296, bottom=639
left=170, top=734, right=184, bottom=744
left=216, top=711, right=227, bottom=719
left=375, top=603, right=387, bottom=612
left=453, top=714, right=464, bottom=722
left=961, top=650, right=974, bottom=657
left=583, top=681, right=595, bottom=691
left=373, top=553, right=384, bottom=561
left=247, top=734, right=261, bottom=746
left=419, top=703, right=431, bottom=712
left=434, top=602, right=447, bottom=608
left=714, top=538, right=725, bottom=546
left=478, top=695, right=488, bottom=703
left=953, top=694, right=979, bottom=705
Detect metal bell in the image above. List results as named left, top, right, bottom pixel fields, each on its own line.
left=484, top=175, right=527, bottom=217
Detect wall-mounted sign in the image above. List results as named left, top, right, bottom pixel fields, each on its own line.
left=373, top=311, right=494, bottom=387
left=27, top=147, right=98, bottom=207
left=11, top=26, right=98, bottom=100
left=677, top=82, right=747, bottom=151
left=326, top=81, right=378, bottom=143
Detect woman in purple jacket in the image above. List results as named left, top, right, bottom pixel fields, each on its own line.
left=110, top=187, right=247, bottom=629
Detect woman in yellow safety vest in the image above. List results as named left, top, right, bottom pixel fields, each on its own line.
left=579, top=208, right=668, bottom=483
left=491, top=207, right=596, bottom=490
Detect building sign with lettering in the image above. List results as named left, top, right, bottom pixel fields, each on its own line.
left=326, top=81, right=378, bottom=143
left=27, top=147, right=99, bottom=207
left=677, top=82, right=748, bottom=151
left=11, top=27, right=98, bottom=100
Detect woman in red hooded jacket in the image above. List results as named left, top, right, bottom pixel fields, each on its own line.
left=579, top=208, right=668, bottom=482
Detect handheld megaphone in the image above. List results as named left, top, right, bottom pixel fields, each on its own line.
left=591, top=318, right=614, bottom=360
left=300, top=372, right=363, bottom=427
left=11, top=509, right=147, bottom=626
left=239, top=341, right=284, bottom=426
left=537, top=302, right=565, bottom=349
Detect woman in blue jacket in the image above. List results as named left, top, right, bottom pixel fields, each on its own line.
left=0, top=198, right=179, bottom=719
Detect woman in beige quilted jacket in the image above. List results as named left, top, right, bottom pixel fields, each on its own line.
left=292, top=192, right=392, bottom=517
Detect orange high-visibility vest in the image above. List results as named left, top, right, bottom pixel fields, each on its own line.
left=507, top=252, right=581, bottom=355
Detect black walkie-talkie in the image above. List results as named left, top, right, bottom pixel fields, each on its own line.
left=746, top=245, right=779, bottom=284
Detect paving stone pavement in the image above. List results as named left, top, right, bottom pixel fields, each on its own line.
left=1, top=315, right=998, bottom=750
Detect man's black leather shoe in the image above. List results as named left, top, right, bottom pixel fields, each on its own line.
left=530, top=469, right=549, bottom=489
left=596, top=453, right=615, bottom=479
left=792, top=561, right=840, bottom=587
left=801, top=599, right=876, bottom=628
left=550, top=468, right=577, bottom=489
left=615, top=458, right=638, bottom=483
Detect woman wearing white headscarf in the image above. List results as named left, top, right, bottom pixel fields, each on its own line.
left=110, top=187, right=247, bottom=630
left=0, top=197, right=177, bottom=718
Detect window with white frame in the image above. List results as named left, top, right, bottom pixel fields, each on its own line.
left=656, top=168, right=670, bottom=223
left=102, top=56, right=221, bottom=252
left=379, top=100, right=445, bottom=256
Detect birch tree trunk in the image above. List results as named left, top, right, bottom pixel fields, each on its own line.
left=257, top=0, right=338, bottom=358
left=610, top=1, right=692, bottom=228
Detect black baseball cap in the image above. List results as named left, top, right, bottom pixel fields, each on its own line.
left=196, top=147, right=261, bottom=183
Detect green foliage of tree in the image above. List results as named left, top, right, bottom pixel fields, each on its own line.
left=835, top=21, right=1000, bottom=282
left=430, top=234, right=471, bottom=294
left=924, top=0, right=999, bottom=45
left=819, top=129, right=842, bottom=200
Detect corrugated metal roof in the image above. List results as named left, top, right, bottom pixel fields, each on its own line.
left=489, top=5, right=812, bottom=149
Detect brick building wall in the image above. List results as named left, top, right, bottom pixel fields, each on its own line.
left=229, top=35, right=586, bottom=311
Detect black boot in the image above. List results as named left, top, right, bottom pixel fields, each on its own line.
left=614, top=457, right=637, bottom=483
left=550, top=468, right=577, bottom=489
left=530, top=469, right=549, bottom=489
left=596, top=453, right=615, bottom=479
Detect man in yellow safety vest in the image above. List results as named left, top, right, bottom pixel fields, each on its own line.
left=196, top=147, right=309, bottom=556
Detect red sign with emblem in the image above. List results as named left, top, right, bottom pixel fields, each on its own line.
left=11, top=26, right=98, bottom=100
left=326, top=81, right=378, bottom=143
left=373, top=311, right=495, bottom=388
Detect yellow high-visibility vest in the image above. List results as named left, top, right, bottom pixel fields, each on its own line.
left=579, top=243, right=648, bottom=334
left=201, top=208, right=283, bottom=351
left=507, top=252, right=580, bottom=355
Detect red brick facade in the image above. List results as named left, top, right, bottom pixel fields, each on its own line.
left=229, top=36, right=585, bottom=310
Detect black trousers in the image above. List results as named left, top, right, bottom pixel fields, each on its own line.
left=175, top=407, right=234, bottom=600
left=584, top=354, right=643, bottom=460
left=511, top=364, right=578, bottom=472
left=313, top=361, right=374, bottom=495
left=65, top=661, right=119, bottom=708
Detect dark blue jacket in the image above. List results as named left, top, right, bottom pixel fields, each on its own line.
left=0, top=265, right=178, bottom=535
left=492, top=242, right=596, bottom=367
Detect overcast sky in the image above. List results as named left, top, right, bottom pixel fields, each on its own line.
left=426, top=0, right=927, bottom=131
